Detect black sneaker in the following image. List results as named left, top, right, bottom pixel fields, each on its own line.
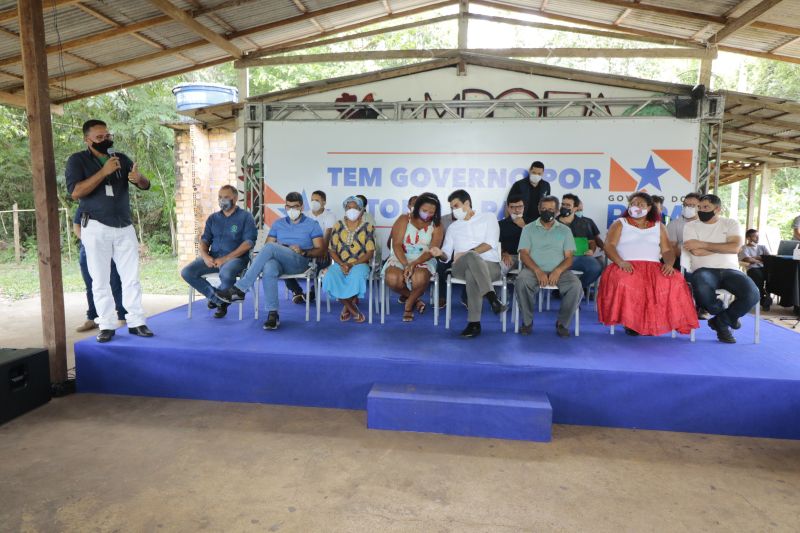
left=555, top=322, right=570, bottom=337
left=292, top=292, right=306, bottom=305
left=216, top=286, right=245, bottom=303
left=708, top=316, right=736, bottom=344
left=206, top=300, right=218, bottom=310
left=519, top=323, right=532, bottom=336
left=761, top=297, right=771, bottom=312
left=308, top=290, right=316, bottom=303
left=697, top=307, right=711, bottom=320
left=214, top=302, right=229, bottom=319
left=624, top=327, right=640, bottom=336
left=263, top=311, right=280, bottom=330
left=485, top=291, right=508, bottom=315
left=731, top=318, right=742, bottom=330
left=459, top=322, right=481, bottom=338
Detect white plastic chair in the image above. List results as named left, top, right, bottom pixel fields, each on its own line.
left=187, top=272, right=245, bottom=320
left=316, top=258, right=380, bottom=323
left=253, top=262, right=317, bottom=322
left=511, top=269, right=580, bottom=336
left=380, top=267, right=439, bottom=326
left=445, top=246, right=508, bottom=332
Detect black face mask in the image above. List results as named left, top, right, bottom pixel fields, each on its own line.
left=540, top=210, right=555, bottom=223
left=697, top=210, right=716, bottom=222
left=559, top=207, right=572, bottom=218
left=92, top=139, right=113, bottom=154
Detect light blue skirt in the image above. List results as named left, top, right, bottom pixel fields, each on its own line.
left=323, top=263, right=369, bottom=299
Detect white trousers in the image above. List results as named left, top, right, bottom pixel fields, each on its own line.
left=81, top=219, right=146, bottom=330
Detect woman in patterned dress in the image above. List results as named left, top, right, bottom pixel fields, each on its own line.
left=383, top=193, right=444, bottom=322
left=323, top=196, right=376, bottom=323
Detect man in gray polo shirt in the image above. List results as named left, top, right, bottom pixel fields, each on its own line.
left=515, top=196, right=582, bottom=337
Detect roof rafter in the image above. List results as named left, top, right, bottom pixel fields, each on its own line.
left=147, top=0, right=243, bottom=59
left=710, top=0, right=785, bottom=43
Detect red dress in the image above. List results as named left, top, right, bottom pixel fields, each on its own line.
left=597, top=218, right=699, bottom=335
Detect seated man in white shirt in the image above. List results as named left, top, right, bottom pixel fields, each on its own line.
left=429, top=189, right=507, bottom=338
left=683, top=194, right=759, bottom=344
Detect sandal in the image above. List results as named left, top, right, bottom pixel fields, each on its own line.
left=415, top=300, right=427, bottom=316
left=339, top=308, right=351, bottom=322
left=354, top=311, right=366, bottom=323
left=402, top=307, right=414, bottom=322
left=398, top=295, right=408, bottom=304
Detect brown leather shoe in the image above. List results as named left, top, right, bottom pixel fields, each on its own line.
left=76, top=319, right=98, bottom=333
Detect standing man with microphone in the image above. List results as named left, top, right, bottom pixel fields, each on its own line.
left=66, top=119, right=154, bottom=343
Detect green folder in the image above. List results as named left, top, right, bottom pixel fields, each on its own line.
left=574, top=237, right=589, bottom=256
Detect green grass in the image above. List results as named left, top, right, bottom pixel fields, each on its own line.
left=0, top=254, right=185, bottom=300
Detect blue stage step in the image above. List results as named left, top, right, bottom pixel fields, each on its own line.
left=367, top=384, right=552, bottom=442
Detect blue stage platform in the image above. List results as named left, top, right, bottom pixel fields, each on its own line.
left=75, top=294, right=800, bottom=440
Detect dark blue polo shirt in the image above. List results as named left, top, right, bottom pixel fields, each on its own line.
left=201, top=207, right=258, bottom=258
left=65, top=149, right=140, bottom=228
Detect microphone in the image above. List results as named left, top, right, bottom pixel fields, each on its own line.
left=106, top=147, right=122, bottom=180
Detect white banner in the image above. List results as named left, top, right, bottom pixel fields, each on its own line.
left=262, top=118, right=699, bottom=249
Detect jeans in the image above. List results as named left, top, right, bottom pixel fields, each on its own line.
left=235, top=243, right=310, bottom=312
left=691, top=267, right=760, bottom=328
left=181, top=256, right=249, bottom=305
left=570, top=255, right=603, bottom=289
left=79, top=241, right=126, bottom=321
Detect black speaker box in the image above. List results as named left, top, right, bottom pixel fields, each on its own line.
left=0, top=348, right=51, bottom=426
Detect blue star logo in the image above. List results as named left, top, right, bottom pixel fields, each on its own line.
left=632, top=156, right=670, bottom=191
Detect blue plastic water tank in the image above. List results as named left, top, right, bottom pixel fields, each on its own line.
left=172, top=83, right=239, bottom=111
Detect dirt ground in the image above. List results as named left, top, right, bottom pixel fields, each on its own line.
left=0, top=294, right=798, bottom=532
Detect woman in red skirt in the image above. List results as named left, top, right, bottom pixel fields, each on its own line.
left=598, top=192, right=698, bottom=336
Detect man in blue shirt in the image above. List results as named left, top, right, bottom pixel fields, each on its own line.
left=216, top=192, right=325, bottom=330
left=66, top=119, right=152, bottom=343
left=181, top=185, right=257, bottom=318
left=514, top=196, right=582, bottom=337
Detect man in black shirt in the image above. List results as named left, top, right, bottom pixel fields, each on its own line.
left=499, top=193, right=526, bottom=274
left=507, top=161, right=551, bottom=222
left=66, top=119, right=153, bottom=343
left=557, top=193, right=603, bottom=291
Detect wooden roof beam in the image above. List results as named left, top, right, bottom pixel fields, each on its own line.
left=236, top=2, right=455, bottom=62
left=726, top=112, right=800, bottom=131
left=74, top=3, right=165, bottom=50
left=5, top=0, right=454, bottom=93
left=725, top=126, right=800, bottom=146
left=467, top=13, right=703, bottom=48
left=0, top=0, right=262, bottom=68
left=710, top=0, right=785, bottom=43
left=584, top=0, right=800, bottom=37
left=241, top=47, right=717, bottom=67
left=147, top=0, right=243, bottom=59
left=0, top=0, right=78, bottom=23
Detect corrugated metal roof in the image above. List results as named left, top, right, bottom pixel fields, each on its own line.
left=1, top=0, right=800, bottom=177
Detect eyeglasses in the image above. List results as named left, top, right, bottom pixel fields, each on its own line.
left=91, top=133, right=114, bottom=141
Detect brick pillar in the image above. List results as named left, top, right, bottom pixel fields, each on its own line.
left=173, top=125, right=237, bottom=266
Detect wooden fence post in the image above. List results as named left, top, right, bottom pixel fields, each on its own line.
left=12, top=202, right=20, bottom=263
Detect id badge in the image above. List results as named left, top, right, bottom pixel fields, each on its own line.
left=105, top=185, right=114, bottom=197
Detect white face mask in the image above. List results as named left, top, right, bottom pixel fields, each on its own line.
left=286, top=208, right=301, bottom=221
left=529, top=173, right=541, bottom=185
left=452, top=207, right=467, bottom=220
left=510, top=213, right=524, bottom=220
left=628, top=205, right=648, bottom=219
left=682, top=206, right=697, bottom=219
left=345, top=208, right=361, bottom=222
left=310, top=200, right=322, bottom=212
